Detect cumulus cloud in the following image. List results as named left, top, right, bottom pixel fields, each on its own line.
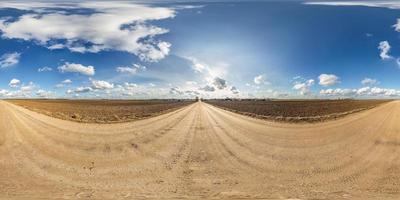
left=20, top=82, right=36, bottom=92
left=293, top=79, right=314, bottom=95
left=357, top=86, right=370, bottom=95
left=378, top=41, right=392, bottom=60
left=230, top=86, right=239, bottom=94
left=320, top=86, right=400, bottom=97
left=199, top=85, right=215, bottom=92
left=36, top=89, right=53, bottom=98
left=91, top=79, right=114, bottom=90
left=320, top=88, right=356, bottom=96
left=394, top=19, right=400, bottom=32
left=58, top=62, right=95, bottom=76
left=169, top=87, right=183, bottom=95
left=169, top=87, right=199, bottom=97
left=213, top=77, right=227, bottom=90
left=67, top=86, right=92, bottom=94
left=0, top=89, right=9, bottom=96
left=116, top=64, right=146, bottom=75
left=0, top=2, right=176, bottom=62
left=254, top=74, right=268, bottom=85
left=361, top=78, right=379, bottom=86
left=8, top=78, right=20, bottom=88
left=318, top=74, right=340, bottom=86
left=0, top=52, right=20, bottom=68
left=38, top=66, right=52, bottom=72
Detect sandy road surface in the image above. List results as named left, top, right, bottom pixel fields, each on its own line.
left=1, top=100, right=400, bottom=199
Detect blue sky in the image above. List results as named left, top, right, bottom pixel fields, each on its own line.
left=1, top=1, right=400, bottom=99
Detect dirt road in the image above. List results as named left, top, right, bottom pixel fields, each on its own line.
left=1, top=100, right=399, bottom=199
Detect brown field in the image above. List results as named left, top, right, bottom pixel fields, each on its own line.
left=7, top=99, right=195, bottom=123
left=1, top=100, right=400, bottom=199
left=205, top=99, right=391, bottom=122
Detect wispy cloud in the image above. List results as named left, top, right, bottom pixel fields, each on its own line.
left=304, top=1, right=400, bottom=10
left=38, top=66, right=52, bottom=72
left=0, top=52, right=20, bottom=68
left=361, top=78, right=379, bottom=86
left=116, top=64, right=146, bottom=75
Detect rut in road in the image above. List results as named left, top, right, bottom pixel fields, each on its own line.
left=1, top=100, right=400, bottom=199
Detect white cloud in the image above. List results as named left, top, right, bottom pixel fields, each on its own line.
left=116, top=64, right=146, bottom=75
left=91, top=79, right=114, bottom=90
left=318, top=74, right=340, bottom=86
left=20, top=82, right=36, bottom=91
left=0, top=2, right=175, bottom=62
left=0, top=52, right=20, bottom=68
left=62, top=79, right=72, bottom=84
left=320, top=86, right=400, bottom=97
left=67, top=86, right=92, bottom=94
left=361, top=78, right=379, bottom=85
left=186, top=81, right=197, bottom=85
left=0, top=89, right=9, bottom=96
left=378, top=41, right=392, bottom=60
left=320, top=88, right=357, bottom=96
left=393, top=19, right=400, bottom=32
left=58, top=62, right=95, bottom=76
left=36, top=89, right=53, bottom=98
left=8, top=78, right=20, bottom=88
left=38, top=66, right=52, bottom=72
left=357, top=86, right=370, bottom=95
left=293, top=79, right=314, bottom=95
left=124, top=82, right=138, bottom=90
left=55, top=79, right=72, bottom=88
left=304, top=1, right=400, bottom=9
left=254, top=74, right=268, bottom=85
left=396, top=58, right=400, bottom=68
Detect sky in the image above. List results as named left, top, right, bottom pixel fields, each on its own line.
left=1, top=0, right=400, bottom=99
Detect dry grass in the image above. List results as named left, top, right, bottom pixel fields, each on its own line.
left=7, top=99, right=195, bottom=123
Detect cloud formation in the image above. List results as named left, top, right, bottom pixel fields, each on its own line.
left=361, top=78, right=379, bottom=86
left=8, top=78, right=20, bottom=88
left=38, top=66, right=52, bottom=72
left=293, top=79, right=314, bottom=95
left=213, top=77, right=227, bottom=90
left=305, top=1, right=400, bottom=9
left=254, top=74, right=268, bottom=85
left=116, top=64, right=146, bottom=75
left=58, top=62, right=95, bottom=76
left=318, top=74, right=340, bottom=86
left=0, top=52, right=20, bottom=68
left=378, top=41, right=392, bottom=60
left=320, top=86, right=400, bottom=97
left=0, top=2, right=175, bottom=62
left=91, top=79, right=114, bottom=90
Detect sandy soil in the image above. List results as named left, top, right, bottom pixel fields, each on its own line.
left=0, top=100, right=399, bottom=199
